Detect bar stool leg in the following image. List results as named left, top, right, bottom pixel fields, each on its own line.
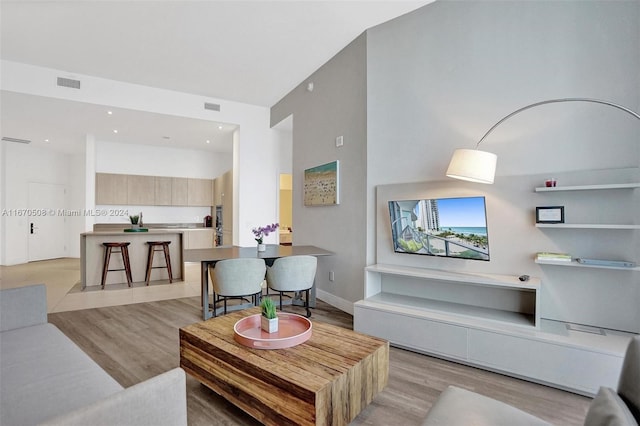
left=121, top=245, right=133, bottom=287
left=101, top=246, right=112, bottom=289
left=145, top=244, right=154, bottom=286
left=162, top=243, right=173, bottom=283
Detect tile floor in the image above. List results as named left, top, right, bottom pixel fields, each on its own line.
left=0, top=258, right=201, bottom=313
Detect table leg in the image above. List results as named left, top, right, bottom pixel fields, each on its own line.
left=201, top=261, right=212, bottom=320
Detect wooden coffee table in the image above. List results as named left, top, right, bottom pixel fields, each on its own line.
left=180, top=307, right=389, bottom=426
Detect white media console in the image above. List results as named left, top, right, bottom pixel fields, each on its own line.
left=354, top=264, right=633, bottom=396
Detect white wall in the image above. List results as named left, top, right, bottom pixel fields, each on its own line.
left=1, top=60, right=279, bottom=257
left=272, top=1, right=639, bottom=316
left=2, top=143, right=76, bottom=264
left=271, top=34, right=368, bottom=312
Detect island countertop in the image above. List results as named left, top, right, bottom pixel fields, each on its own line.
left=80, top=230, right=184, bottom=288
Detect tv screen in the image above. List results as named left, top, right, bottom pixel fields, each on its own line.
left=388, top=196, right=489, bottom=261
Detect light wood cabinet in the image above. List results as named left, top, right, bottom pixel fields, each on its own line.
left=213, top=177, right=223, bottom=206
left=127, top=175, right=155, bottom=205
left=171, top=178, right=188, bottom=206
left=96, top=173, right=128, bottom=204
left=188, top=178, right=213, bottom=206
left=155, top=177, right=172, bottom=206
left=221, top=170, right=233, bottom=235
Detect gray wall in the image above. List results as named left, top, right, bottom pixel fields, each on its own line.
left=271, top=34, right=368, bottom=310
left=272, top=1, right=639, bottom=321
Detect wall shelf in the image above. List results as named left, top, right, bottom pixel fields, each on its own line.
left=534, top=258, right=640, bottom=271
left=535, top=223, right=640, bottom=229
left=534, top=183, right=640, bottom=192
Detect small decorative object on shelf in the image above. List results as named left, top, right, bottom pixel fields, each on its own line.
left=536, top=252, right=572, bottom=262
left=544, top=178, right=557, bottom=187
left=129, top=214, right=140, bottom=228
left=536, top=206, right=565, bottom=223
left=260, top=298, right=278, bottom=333
left=252, top=223, right=279, bottom=252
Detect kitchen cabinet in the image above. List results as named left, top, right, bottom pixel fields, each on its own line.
left=95, top=173, right=128, bottom=204
left=171, top=177, right=188, bottom=206
left=188, top=178, right=213, bottom=206
left=155, top=176, right=172, bottom=206
left=127, top=175, right=155, bottom=205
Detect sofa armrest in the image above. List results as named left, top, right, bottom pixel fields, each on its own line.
left=41, top=368, right=188, bottom=426
left=0, top=284, right=47, bottom=332
left=423, top=386, right=551, bottom=426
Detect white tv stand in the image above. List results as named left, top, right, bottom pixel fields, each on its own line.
left=354, top=264, right=633, bottom=396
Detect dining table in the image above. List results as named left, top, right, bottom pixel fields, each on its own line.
left=184, top=244, right=334, bottom=320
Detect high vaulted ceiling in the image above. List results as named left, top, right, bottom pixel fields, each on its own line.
left=1, top=1, right=431, bottom=153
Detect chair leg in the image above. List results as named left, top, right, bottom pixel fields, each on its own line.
left=101, top=247, right=112, bottom=290
left=162, top=244, right=173, bottom=283
left=145, top=244, right=154, bottom=285
left=305, top=289, right=311, bottom=318
left=121, top=246, right=133, bottom=287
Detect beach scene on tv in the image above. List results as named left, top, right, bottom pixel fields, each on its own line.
left=388, top=196, right=489, bottom=261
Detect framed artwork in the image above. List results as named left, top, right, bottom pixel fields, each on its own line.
left=536, top=206, right=565, bottom=224
left=304, top=161, right=339, bottom=206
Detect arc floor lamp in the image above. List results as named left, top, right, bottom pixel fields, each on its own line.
left=445, top=98, right=640, bottom=184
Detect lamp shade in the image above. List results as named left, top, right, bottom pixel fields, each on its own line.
left=446, top=149, right=497, bottom=184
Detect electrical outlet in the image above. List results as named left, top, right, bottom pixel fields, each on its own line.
left=335, top=136, right=344, bottom=147
left=329, top=270, right=335, bottom=282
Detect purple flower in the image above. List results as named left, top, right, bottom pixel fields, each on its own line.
left=252, top=223, right=279, bottom=244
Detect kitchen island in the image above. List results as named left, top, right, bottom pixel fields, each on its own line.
left=80, top=230, right=184, bottom=289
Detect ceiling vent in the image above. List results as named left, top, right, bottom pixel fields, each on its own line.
left=57, top=77, right=81, bottom=89
left=2, top=136, right=32, bottom=144
left=204, top=102, right=221, bottom=112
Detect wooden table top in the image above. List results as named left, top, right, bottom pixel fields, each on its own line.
left=180, top=307, right=389, bottom=425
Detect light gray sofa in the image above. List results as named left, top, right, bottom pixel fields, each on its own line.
left=423, top=334, right=640, bottom=426
left=0, top=284, right=188, bottom=426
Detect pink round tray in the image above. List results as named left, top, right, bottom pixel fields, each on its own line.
left=233, top=313, right=312, bottom=350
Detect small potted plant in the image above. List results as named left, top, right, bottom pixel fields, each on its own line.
left=129, top=215, right=140, bottom=229
left=260, top=297, right=278, bottom=333
left=252, top=223, right=279, bottom=252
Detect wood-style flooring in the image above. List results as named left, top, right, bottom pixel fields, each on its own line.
left=48, top=297, right=592, bottom=425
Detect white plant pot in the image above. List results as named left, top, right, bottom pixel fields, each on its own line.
left=257, top=243, right=266, bottom=252
left=261, top=316, right=278, bottom=333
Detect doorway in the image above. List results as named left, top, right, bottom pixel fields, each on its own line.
left=28, top=182, right=66, bottom=261
left=279, top=174, right=293, bottom=245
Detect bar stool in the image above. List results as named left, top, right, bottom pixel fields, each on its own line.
left=101, top=242, right=133, bottom=289
left=145, top=241, right=173, bottom=285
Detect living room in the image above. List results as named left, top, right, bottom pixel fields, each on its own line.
left=1, top=1, right=638, bottom=425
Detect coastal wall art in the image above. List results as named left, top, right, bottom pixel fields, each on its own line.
left=304, top=161, right=339, bottom=206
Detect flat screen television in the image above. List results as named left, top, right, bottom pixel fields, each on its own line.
left=388, top=196, right=489, bottom=261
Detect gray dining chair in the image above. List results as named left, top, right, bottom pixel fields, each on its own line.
left=266, top=255, right=317, bottom=317
left=208, top=258, right=266, bottom=317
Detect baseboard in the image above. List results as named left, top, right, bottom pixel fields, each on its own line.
left=316, top=288, right=354, bottom=315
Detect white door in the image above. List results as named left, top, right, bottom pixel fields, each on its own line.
left=28, top=183, right=66, bottom=261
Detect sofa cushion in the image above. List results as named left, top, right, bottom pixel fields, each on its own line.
left=584, top=387, right=638, bottom=426
left=617, top=336, right=640, bottom=423
left=0, top=284, right=47, bottom=331
left=422, top=385, right=551, bottom=426
left=0, top=323, right=123, bottom=425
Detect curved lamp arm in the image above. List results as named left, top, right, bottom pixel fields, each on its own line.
left=446, top=97, right=640, bottom=184
left=475, top=98, right=640, bottom=148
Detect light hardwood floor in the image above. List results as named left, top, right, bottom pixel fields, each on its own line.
left=49, top=297, right=592, bottom=426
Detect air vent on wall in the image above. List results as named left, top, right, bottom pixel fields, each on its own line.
left=57, top=77, right=81, bottom=89
left=204, top=102, right=221, bottom=112
left=2, top=136, right=31, bottom=144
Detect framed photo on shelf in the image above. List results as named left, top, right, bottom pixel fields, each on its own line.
left=536, top=206, right=565, bottom=224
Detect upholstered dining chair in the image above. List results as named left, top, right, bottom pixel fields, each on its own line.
left=266, top=255, right=317, bottom=317
left=208, top=258, right=266, bottom=317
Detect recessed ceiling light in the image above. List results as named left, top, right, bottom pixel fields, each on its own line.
left=107, top=111, right=113, bottom=115
left=44, top=139, right=50, bottom=142
left=113, top=129, right=118, bottom=134
left=218, top=125, right=223, bottom=130
left=206, top=140, right=211, bottom=144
